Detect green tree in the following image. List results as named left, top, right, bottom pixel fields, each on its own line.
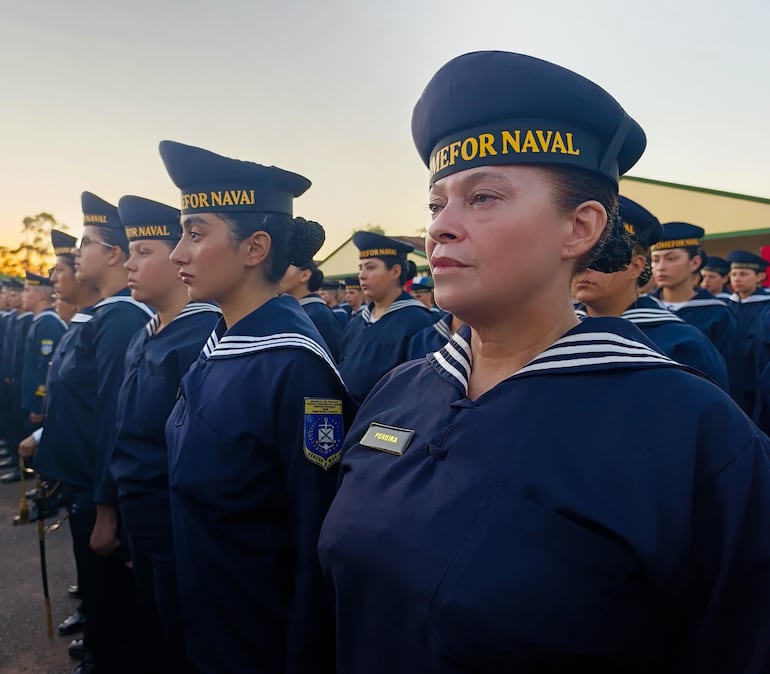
left=352, top=223, right=386, bottom=236
left=0, top=213, right=67, bottom=277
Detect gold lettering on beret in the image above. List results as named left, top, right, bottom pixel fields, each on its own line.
left=430, top=129, right=581, bottom=177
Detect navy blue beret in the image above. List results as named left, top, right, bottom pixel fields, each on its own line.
left=353, top=231, right=414, bottom=260
left=51, top=229, right=77, bottom=257
left=727, top=250, right=768, bottom=272
left=81, top=192, right=122, bottom=231
left=5, top=278, right=24, bottom=290
left=650, top=222, right=705, bottom=252
left=703, top=256, right=730, bottom=275
left=158, top=140, right=311, bottom=217
left=320, top=280, right=343, bottom=291
left=118, top=195, right=181, bottom=242
left=411, top=277, right=434, bottom=292
left=618, top=196, right=661, bottom=249
left=26, top=271, right=53, bottom=287
left=411, top=51, right=646, bottom=187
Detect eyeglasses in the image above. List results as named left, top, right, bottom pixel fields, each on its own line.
left=77, top=237, right=116, bottom=251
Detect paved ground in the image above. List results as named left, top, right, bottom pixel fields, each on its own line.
left=0, top=473, right=78, bottom=674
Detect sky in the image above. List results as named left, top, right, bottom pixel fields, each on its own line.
left=1, top=0, right=768, bottom=258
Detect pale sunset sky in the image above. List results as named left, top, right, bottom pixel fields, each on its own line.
left=0, top=0, right=768, bottom=258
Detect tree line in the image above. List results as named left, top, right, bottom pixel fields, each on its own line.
left=0, top=213, right=67, bottom=279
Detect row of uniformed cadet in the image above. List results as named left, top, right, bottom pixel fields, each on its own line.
left=0, top=273, right=67, bottom=485
left=4, top=49, right=770, bottom=674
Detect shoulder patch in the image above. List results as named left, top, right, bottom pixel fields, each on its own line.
left=304, top=398, right=344, bottom=470
left=40, top=339, right=54, bottom=356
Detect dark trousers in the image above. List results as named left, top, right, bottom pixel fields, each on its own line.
left=66, top=486, right=152, bottom=673
left=121, top=495, right=194, bottom=674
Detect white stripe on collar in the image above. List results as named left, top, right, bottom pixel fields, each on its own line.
left=668, top=298, right=727, bottom=309
left=430, top=329, right=676, bottom=394
left=144, top=302, right=220, bottom=337
left=206, top=331, right=344, bottom=386
left=433, top=316, right=452, bottom=340
left=299, top=296, right=327, bottom=307
left=71, top=312, right=94, bottom=324
left=729, top=293, right=770, bottom=304
left=361, top=298, right=426, bottom=324
left=621, top=308, right=684, bottom=325
left=33, top=309, right=68, bottom=329
left=94, top=295, right=155, bottom=317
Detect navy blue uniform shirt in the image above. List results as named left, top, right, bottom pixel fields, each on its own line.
left=9, top=311, right=33, bottom=381
left=21, top=308, right=67, bottom=414
left=340, top=291, right=435, bottom=403
left=727, top=289, right=770, bottom=418
left=33, top=309, right=97, bottom=488
left=652, top=287, right=739, bottom=395
left=319, top=319, right=770, bottom=673
left=91, top=291, right=155, bottom=505
left=576, top=295, right=729, bottom=391
left=407, top=312, right=454, bottom=360
left=110, top=302, right=221, bottom=500
left=166, top=295, right=356, bottom=674
left=298, top=294, right=341, bottom=362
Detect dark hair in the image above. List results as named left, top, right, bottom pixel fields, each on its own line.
left=693, top=248, right=708, bottom=273
left=544, top=166, right=631, bottom=275
left=57, top=254, right=76, bottom=271
left=95, top=226, right=130, bottom=257
left=222, top=213, right=325, bottom=283
left=630, top=242, right=653, bottom=288
left=299, top=259, right=324, bottom=292
left=382, top=257, right=418, bottom=285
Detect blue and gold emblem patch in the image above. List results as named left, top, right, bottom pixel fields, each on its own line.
left=40, top=339, right=54, bottom=356
left=304, top=398, right=344, bottom=470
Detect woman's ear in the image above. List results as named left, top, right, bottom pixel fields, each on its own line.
left=243, top=231, right=272, bottom=268
left=106, top=245, right=127, bottom=268
left=627, top=253, right=646, bottom=281
left=561, top=200, right=607, bottom=261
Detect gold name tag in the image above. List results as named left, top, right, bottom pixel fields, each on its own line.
left=359, top=422, right=415, bottom=456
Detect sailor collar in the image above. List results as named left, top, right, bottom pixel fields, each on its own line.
left=432, top=313, right=453, bottom=340
left=93, top=289, right=155, bottom=318
left=652, top=287, right=727, bottom=311
left=32, top=308, right=68, bottom=329
left=360, top=291, right=427, bottom=325
left=298, top=294, right=327, bottom=307
left=144, top=302, right=220, bottom=337
left=728, top=289, right=770, bottom=304
left=200, top=295, right=343, bottom=385
left=429, top=317, right=680, bottom=395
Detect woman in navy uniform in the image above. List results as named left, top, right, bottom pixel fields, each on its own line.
left=343, top=276, right=365, bottom=316
left=278, top=247, right=342, bottom=361
left=572, top=196, right=729, bottom=390
left=159, top=140, right=355, bottom=674
left=20, top=272, right=67, bottom=426
left=318, top=51, right=770, bottom=673
left=650, top=223, right=739, bottom=382
left=31, top=193, right=154, bottom=674
left=725, top=250, right=770, bottom=421
left=110, top=196, right=221, bottom=672
left=701, top=256, right=731, bottom=299
left=0, top=281, right=34, bottom=483
left=339, top=231, right=435, bottom=403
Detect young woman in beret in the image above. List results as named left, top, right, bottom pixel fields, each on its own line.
left=319, top=51, right=770, bottom=673
left=278, top=248, right=342, bottom=362
left=109, top=195, right=221, bottom=673
left=339, top=231, right=435, bottom=403
left=572, top=196, right=729, bottom=391
left=159, top=141, right=355, bottom=674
